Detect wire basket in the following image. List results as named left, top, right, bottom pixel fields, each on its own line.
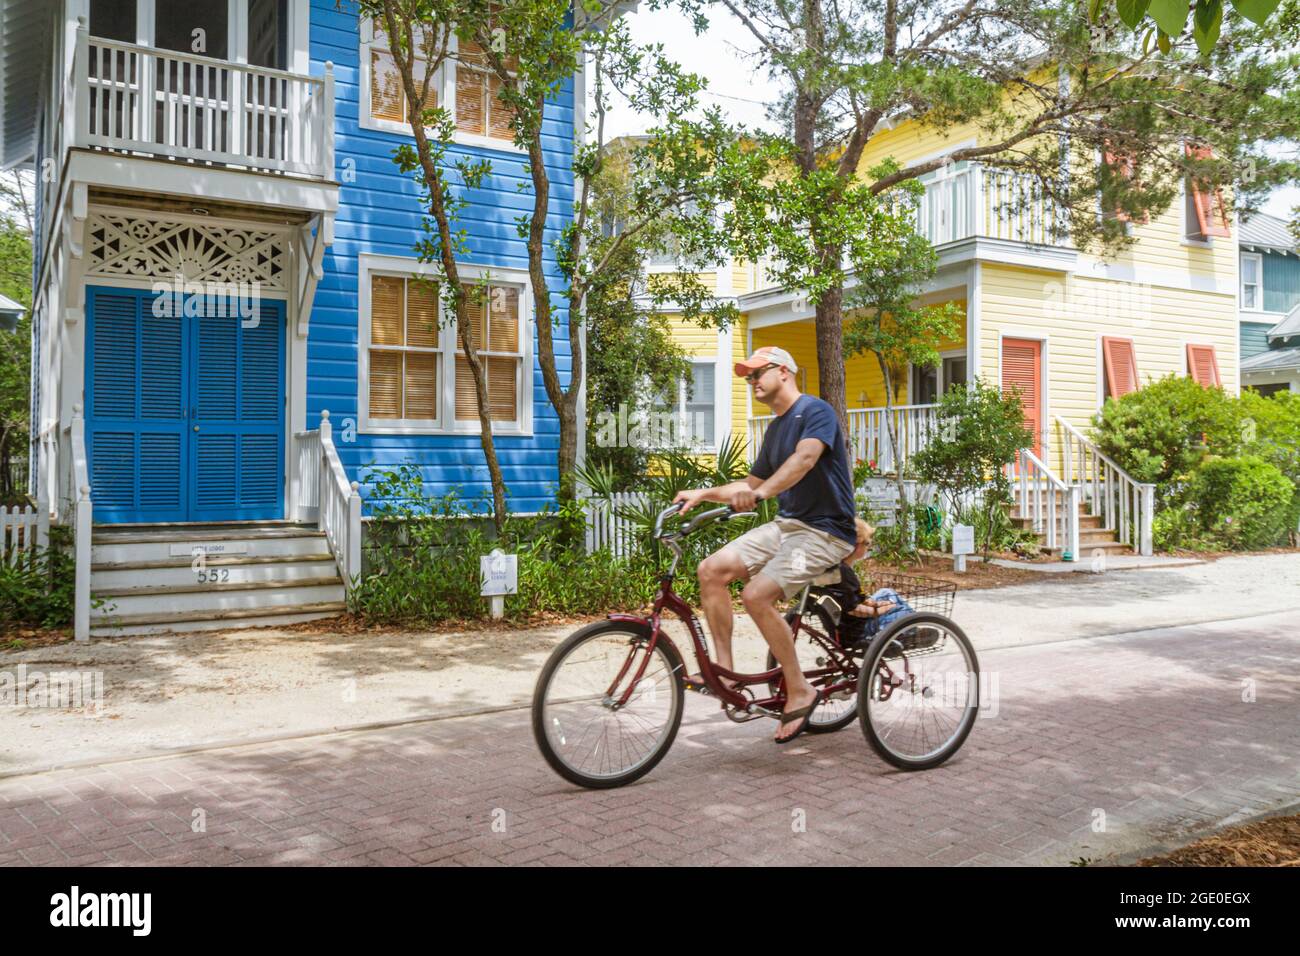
left=862, top=572, right=956, bottom=618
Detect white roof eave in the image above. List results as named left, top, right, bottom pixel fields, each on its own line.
left=0, top=0, right=55, bottom=170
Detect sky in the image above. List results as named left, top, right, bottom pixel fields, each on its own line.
left=600, top=5, right=1300, bottom=221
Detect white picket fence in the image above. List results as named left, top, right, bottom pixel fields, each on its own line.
left=1, top=504, right=49, bottom=566
left=584, top=491, right=650, bottom=558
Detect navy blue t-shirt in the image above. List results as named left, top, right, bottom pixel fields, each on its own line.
left=750, top=394, right=857, bottom=544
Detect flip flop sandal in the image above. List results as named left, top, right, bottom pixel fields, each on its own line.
left=774, top=690, right=823, bottom=745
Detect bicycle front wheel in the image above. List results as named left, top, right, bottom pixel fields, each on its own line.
left=858, top=613, right=979, bottom=770
left=532, top=619, right=685, bottom=789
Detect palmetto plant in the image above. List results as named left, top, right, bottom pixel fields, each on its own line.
left=577, top=433, right=776, bottom=567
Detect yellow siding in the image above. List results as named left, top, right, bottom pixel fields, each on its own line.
left=648, top=272, right=717, bottom=293
left=732, top=260, right=751, bottom=295
left=730, top=314, right=749, bottom=450
left=664, top=313, right=720, bottom=357
left=858, top=67, right=1059, bottom=171
left=978, top=263, right=1239, bottom=470
left=664, top=313, right=750, bottom=452
left=750, top=305, right=967, bottom=415
left=1078, top=201, right=1238, bottom=286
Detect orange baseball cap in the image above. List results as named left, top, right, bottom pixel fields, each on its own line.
left=735, top=346, right=798, bottom=378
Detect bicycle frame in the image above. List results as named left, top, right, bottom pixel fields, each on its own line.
left=604, top=502, right=862, bottom=717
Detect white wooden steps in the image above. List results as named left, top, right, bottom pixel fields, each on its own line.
left=89, top=522, right=347, bottom=636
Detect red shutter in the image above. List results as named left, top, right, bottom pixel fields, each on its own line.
left=1101, top=336, right=1140, bottom=398
left=1185, top=143, right=1231, bottom=239
left=1102, top=146, right=1143, bottom=224
left=1187, top=344, right=1222, bottom=388
left=1001, top=338, right=1042, bottom=458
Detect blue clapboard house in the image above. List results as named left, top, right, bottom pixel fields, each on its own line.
left=1238, top=211, right=1300, bottom=396
left=0, top=0, right=579, bottom=636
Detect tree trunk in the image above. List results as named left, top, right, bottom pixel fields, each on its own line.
left=458, top=319, right=509, bottom=533
left=556, top=388, right=580, bottom=501
left=381, top=4, right=508, bottom=530
left=876, top=353, right=912, bottom=558
left=521, top=129, right=582, bottom=508
left=814, top=282, right=849, bottom=443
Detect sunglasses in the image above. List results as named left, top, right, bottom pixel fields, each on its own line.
left=744, top=363, right=780, bottom=384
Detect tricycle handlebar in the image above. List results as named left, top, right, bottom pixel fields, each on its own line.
left=655, top=497, right=763, bottom=540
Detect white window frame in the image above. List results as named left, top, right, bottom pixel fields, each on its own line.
left=940, top=351, right=968, bottom=393
left=80, top=0, right=309, bottom=72
left=675, top=359, right=717, bottom=451
left=1240, top=251, right=1263, bottom=312
left=358, top=254, right=533, bottom=436
left=908, top=349, right=966, bottom=405
left=358, top=18, right=524, bottom=154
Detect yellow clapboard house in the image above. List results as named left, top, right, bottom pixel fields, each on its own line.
left=650, top=78, right=1239, bottom=557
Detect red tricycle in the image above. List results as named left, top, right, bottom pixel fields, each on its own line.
left=532, top=502, right=980, bottom=789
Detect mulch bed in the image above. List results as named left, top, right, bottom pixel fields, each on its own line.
left=856, top=552, right=1080, bottom=591
left=0, top=627, right=76, bottom=652
left=1136, top=814, right=1300, bottom=867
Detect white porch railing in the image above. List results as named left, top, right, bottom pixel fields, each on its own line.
left=1007, top=447, right=1080, bottom=560
left=747, top=403, right=940, bottom=473
left=62, top=406, right=93, bottom=642
left=916, top=164, right=1070, bottom=248
left=584, top=491, right=650, bottom=558
left=295, top=411, right=362, bottom=590
left=1056, top=416, right=1155, bottom=556
left=74, top=23, right=335, bottom=179
left=847, top=404, right=939, bottom=472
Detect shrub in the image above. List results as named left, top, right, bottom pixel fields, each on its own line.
left=1157, top=456, right=1293, bottom=551
left=1238, top=389, right=1300, bottom=535
left=911, top=378, right=1031, bottom=555
left=0, top=527, right=76, bottom=631
left=1091, top=374, right=1240, bottom=498
left=350, top=463, right=667, bottom=625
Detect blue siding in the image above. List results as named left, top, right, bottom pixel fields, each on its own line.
left=1262, top=249, right=1300, bottom=315
left=1240, top=321, right=1274, bottom=360
left=308, top=0, right=575, bottom=514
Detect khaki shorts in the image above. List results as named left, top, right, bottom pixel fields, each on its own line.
left=720, top=517, right=855, bottom=598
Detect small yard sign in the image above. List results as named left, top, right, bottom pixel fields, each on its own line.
left=480, top=549, right=518, bottom=619
left=861, top=478, right=900, bottom=527
left=952, top=523, right=975, bottom=573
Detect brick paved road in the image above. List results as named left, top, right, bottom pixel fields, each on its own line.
left=2, top=611, right=1297, bottom=866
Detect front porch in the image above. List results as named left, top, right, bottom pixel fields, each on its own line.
left=23, top=22, right=348, bottom=640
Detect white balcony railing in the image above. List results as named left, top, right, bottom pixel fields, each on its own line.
left=743, top=164, right=1069, bottom=295
left=73, top=24, right=334, bottom=179
left=747, top=403, right=939, bottom=473
left=916, top=164, right=1069, bottom=248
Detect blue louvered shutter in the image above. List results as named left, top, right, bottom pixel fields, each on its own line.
left=191, top=299, right=284, bottom=520
left=86, top=289, right=185, bottom=522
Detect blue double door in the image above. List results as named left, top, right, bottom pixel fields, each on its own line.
left=85, top=286, right=286, bottom=524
